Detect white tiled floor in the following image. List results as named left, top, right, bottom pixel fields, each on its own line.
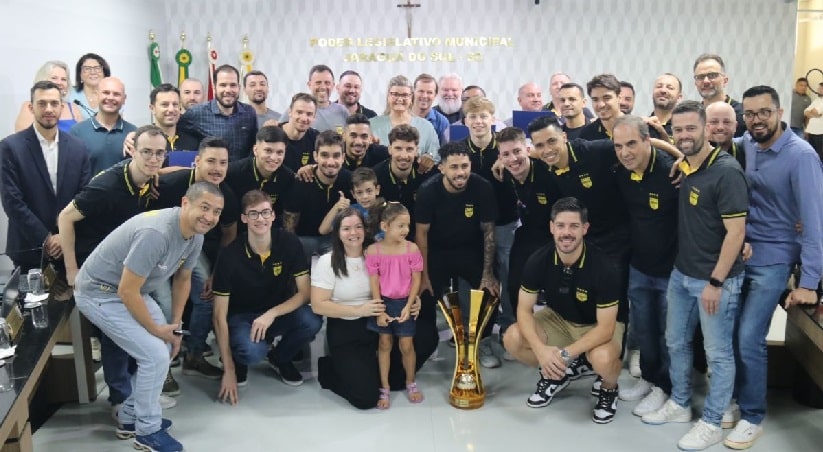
left=33, top=330, right=823, bottom=452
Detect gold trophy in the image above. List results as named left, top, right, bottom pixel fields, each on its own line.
left=437, top=288, right=499, bottom=409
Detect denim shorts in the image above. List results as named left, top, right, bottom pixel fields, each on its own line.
left=366, top=297, right=416, bottom=337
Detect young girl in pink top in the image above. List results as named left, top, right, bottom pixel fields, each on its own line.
left=365, top=202, right=424, bottom=409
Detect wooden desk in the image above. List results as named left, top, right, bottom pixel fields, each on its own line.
left=0, top=299, right=71, bottom=452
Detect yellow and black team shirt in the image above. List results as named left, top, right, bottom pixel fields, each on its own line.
left=675, top=148, right=749, bottom=280
left=224, top=156, right=296, bottom=224
left=373, top=160, right=434, bottom=240
left=280, top=124, right=319, bottom=172
left=503, top=158, right=561, bottom=237
left=72, top=159, right=157, bottom=262
left=547, top=139, right=630, bottom=252
left=520, top=243, right=627, bottom=324
left=614, top=148, right=679, bottom=277
left=283, top=168, right=353, bottom=237
left=463, top=137, right=519, bottom=225
left=343, top=144, right=389, bottom=170
left=212, top=228, right=309, bottom=316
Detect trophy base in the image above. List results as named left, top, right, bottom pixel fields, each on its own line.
left=449, top=393, right=485, bottom=410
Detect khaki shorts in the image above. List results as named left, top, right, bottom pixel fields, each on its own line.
left=533, top=306, right=625, bottom=349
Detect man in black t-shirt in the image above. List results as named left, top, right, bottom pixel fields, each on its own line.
left=283, top=130, right=352, bottom=262
left=280, top=93, right=320, bottom=172
left=213, top=190, right=322, bottom=403
left=611, top=116, right=679, bottom=415
left=503, top=197, right=625, bottom=425
left=415, top=142, right=498, bottom=345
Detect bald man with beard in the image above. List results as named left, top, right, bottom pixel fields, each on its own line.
left=706, top=101, right=745, bottom=169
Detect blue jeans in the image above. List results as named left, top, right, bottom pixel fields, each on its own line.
left=666, top=268, right=742, bottom=426
left=735, top=263, right=791, bottom=424
left=227, top=304, right=322, bottom=366
left=76, top=293, right=169, bottom=436
left=186, top=253, right=213, bottom=356
left=495, top=220, right=517, bottom=333
left=627, top=266, right=671, bottom=394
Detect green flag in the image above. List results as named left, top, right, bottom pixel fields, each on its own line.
left=149, top=42, right=162, bottom=88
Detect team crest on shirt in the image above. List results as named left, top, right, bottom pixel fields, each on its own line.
left=536, top=193, right=547, bottom=205
left=465, top=204, right=474, bottom=218
left=273, top=262, right=283, bottom=276
left=301, top=153, right=310, bottom=166
left=649, top=193, right=659, bottom=210
left=576, top=288, right=588, bottom=302
left=335, top=126, right=344, bottom=135
left=689, top=187, right=700, bottom=206
left=579, top=173, right=592, bottom=188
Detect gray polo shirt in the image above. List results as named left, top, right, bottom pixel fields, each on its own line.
left=280, top=103, right=349, bottom=133
left=791, top=92, right=812, bottom=129
left=675, top=149, right=748, bottom=280
left=75, top=207, right=203, bottom=300
left=256, top=108, right=282, bottom=128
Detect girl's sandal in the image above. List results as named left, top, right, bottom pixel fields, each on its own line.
left=377, top=387, right=391, bottom=410
left=406, top=382, right=424, bottom=403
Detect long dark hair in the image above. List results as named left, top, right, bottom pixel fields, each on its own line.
left=330, top=207, right=367, bottom=278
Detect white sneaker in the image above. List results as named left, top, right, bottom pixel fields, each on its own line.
left=632, top=386, right=667, bottom=416
left=678, top=419, right=722, bottom=451
left=628, top=349, right=641, bottom=378
left=619, top=378, right=652, bottom=401
left=723, top=419, right=763, bottom=450
left=159, top=394, right=177, bottom=409
left=641, top=399, right=692, bottom=425
left=722, top=401, right=741, bottom=429
left=478, top=338, right=501, bottom=368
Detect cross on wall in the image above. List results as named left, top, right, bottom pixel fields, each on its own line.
left=397, top=0, right=421, bottom=38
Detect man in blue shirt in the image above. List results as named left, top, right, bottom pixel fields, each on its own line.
left=412, top=74, right=449, bottom=145
left=724, top=85, right=823, bottom=449
left=178, top=65, right=257, bottom=161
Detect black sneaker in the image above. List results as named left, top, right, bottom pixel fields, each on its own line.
left=566, top=356, right=597, bottom=381
left=268, top=357, right=304, bottom=386
left=182, top=355, right=223, bottom=380
left=590, top=376, right=603, bottom=397
left=526, top=374, right=569, bottom=408
left=592, top=386, right=619, bottom=424
left=162, top=370, right=181, bottom=397
left=235, top=364, right=248, bottom=387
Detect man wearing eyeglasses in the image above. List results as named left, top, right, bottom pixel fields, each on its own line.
left=692, top=54, right=746, bottom=137
left=212, top=189, right=321, bottom=403
left=69, top=76, right=136, bottom=175
left=59, top=125, right=176, bottom=420
left=723, top=85, right=823, bottom=449
left=503, top=197, right=626, bottom=424
left=151, top=137, right=239, bottom=382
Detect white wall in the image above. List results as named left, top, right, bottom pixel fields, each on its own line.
left=0, top=0, right=166, bottom=270
left=162, top=0, right=797, bottom=117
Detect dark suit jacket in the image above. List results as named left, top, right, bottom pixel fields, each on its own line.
left=0, top=126, right=91, bottom=269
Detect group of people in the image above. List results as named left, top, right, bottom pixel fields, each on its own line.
left=2, top=50, right=822, bottom=452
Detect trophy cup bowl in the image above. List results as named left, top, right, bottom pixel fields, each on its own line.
left=437, top=289, right=499, bottom=409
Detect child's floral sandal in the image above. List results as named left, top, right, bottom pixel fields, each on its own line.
left=406, top=382, right=424, bottom=403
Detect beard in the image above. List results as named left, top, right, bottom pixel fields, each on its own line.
left=438, top=98, right=462, bottom=115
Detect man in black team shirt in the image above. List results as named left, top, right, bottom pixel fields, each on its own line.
left=693, top=54, right=746, bottom=137
left=558, top=83, right=591, bottom=140
left=283, top=130, right=352, bottom=263
left=341, top=114, right=388, bottom=170
left=373, top=124, right=434, bottom=239
left=648, top=73, right=683, bottom=140
left=280, top=93, right=319, bottom=172
left=462, top=97, right=519, bottom=368
left=705, top=101, right=745, bottom=169
left=415, top=142, right=499, bottom=352
left=224, top=126, right=295, bottom=226
left=152, top=137, right=239, bottom=381
left=503, top=197, right=626, bottom=424
left=579, top=74, right=626, bottom=141
left=611, top=116, right=679, bottom=418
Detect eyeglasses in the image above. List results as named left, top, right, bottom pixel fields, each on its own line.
left=82, top=65, right=103, bottom=73
left=244, top=209, right=273, bottom=220
left=138, top=149, right=167, bottom=160
left=693, top=72, right=723, bottom=82
left=742, top=109, right=775, bottom=121
left=389, top=92, right=411, bottom=99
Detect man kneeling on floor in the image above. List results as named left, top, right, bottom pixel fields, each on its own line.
left=503, top=196, right=627, bottom=424
left=212, top=189, right=322, bottom=404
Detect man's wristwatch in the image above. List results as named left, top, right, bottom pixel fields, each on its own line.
left=709, top=277, right=724, bottom=288
left=560, top=348, right=574, bottom=366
